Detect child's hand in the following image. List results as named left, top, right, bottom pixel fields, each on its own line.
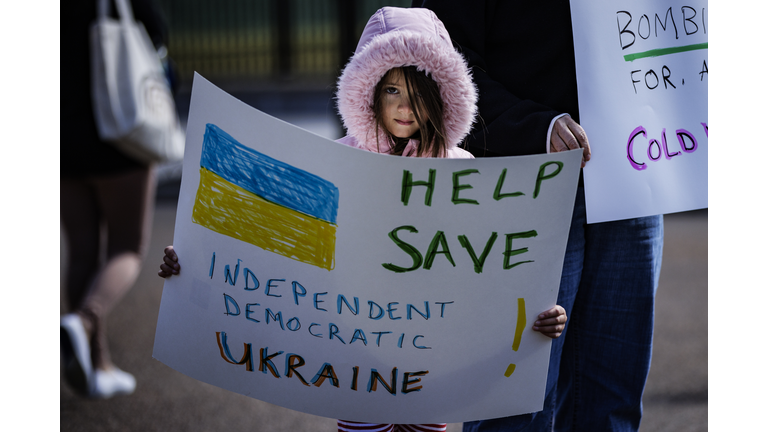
left=532, top=305, right=567, bottom=339
left=158, top=245, right=180, bottom=278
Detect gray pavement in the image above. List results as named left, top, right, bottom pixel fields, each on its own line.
left=60, top=196, right=707, bottom=432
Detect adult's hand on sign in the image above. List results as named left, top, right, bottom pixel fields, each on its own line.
left=532, top=305, right=567, bottom=339
left=158, top=245, right=181, bottom=278
left=550, top=115, right=591, bottom=168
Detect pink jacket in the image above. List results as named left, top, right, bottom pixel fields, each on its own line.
left=335, top=7, right=477, bottom=159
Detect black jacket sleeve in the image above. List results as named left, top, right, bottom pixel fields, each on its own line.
left=412, top=0, right=579, bottom=158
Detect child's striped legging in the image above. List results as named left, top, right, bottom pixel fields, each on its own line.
left=337, top=421, right=447, bottom=432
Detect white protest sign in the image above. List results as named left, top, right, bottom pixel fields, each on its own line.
left=153, top=74, right=582, bottom=423
left=571, top=0, right=708, bottom=223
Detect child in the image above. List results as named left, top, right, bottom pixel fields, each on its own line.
left=159, top=7, right=567, bottom=432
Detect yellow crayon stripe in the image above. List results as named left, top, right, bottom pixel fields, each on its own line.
left=504, top=364, right=516, bottom=377
left=192, top=168, right=336, bottom=271
left=505, top=298, right=526, bottom=377
left=512, top=298, right=525, bottom=351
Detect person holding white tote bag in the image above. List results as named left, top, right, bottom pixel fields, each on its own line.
left=60, top=0, right=171, bottom=399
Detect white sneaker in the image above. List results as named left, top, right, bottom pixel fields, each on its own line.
left=91, top=367, right=137, bottom=399
left=60, top=314, right=93, bottom=396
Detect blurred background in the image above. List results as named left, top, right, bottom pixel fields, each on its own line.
left=154, top=0, right=412, bottom=197
left=60, top=1, right=707, bottom=431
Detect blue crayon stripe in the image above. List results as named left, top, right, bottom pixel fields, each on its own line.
left=200, top=123, right=339, bottom=224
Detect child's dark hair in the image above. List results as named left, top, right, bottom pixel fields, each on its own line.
left=373, top=66, right=446, bottom=158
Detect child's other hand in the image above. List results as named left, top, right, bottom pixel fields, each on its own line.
left=158, top=245, right=180, bottom=278
left=532, top=305, right=567, bottom=339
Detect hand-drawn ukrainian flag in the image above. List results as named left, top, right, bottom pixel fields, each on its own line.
left=192, top=123, right=339, bottom=271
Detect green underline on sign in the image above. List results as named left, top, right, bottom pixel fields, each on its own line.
left=623, top=42, right=708, bottom=62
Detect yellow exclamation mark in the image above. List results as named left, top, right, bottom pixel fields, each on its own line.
left=504, top=298, right=526, bottom=377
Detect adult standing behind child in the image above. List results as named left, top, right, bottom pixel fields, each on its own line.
left=160, top=7, right=568, bottom=432
left=60, top=0, right=168, bottom=399
left=413, top=1, right=665, bottom=431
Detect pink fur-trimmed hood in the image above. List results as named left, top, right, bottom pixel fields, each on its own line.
left=335, top=7, right=477, bottom=154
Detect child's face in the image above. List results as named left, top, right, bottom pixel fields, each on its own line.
left=380, top=70, right=427, bottom=139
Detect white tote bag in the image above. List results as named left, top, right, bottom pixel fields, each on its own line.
left=90, top=0, right=185, bottom=164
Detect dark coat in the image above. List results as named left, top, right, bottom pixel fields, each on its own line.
left=412, top=0, right=580, bottom=158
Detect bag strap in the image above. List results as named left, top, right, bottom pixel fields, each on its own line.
left=97, top=0, right=136, bottom=23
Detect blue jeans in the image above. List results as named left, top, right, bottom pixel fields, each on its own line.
left=464, top=187, right=664, bottom=432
